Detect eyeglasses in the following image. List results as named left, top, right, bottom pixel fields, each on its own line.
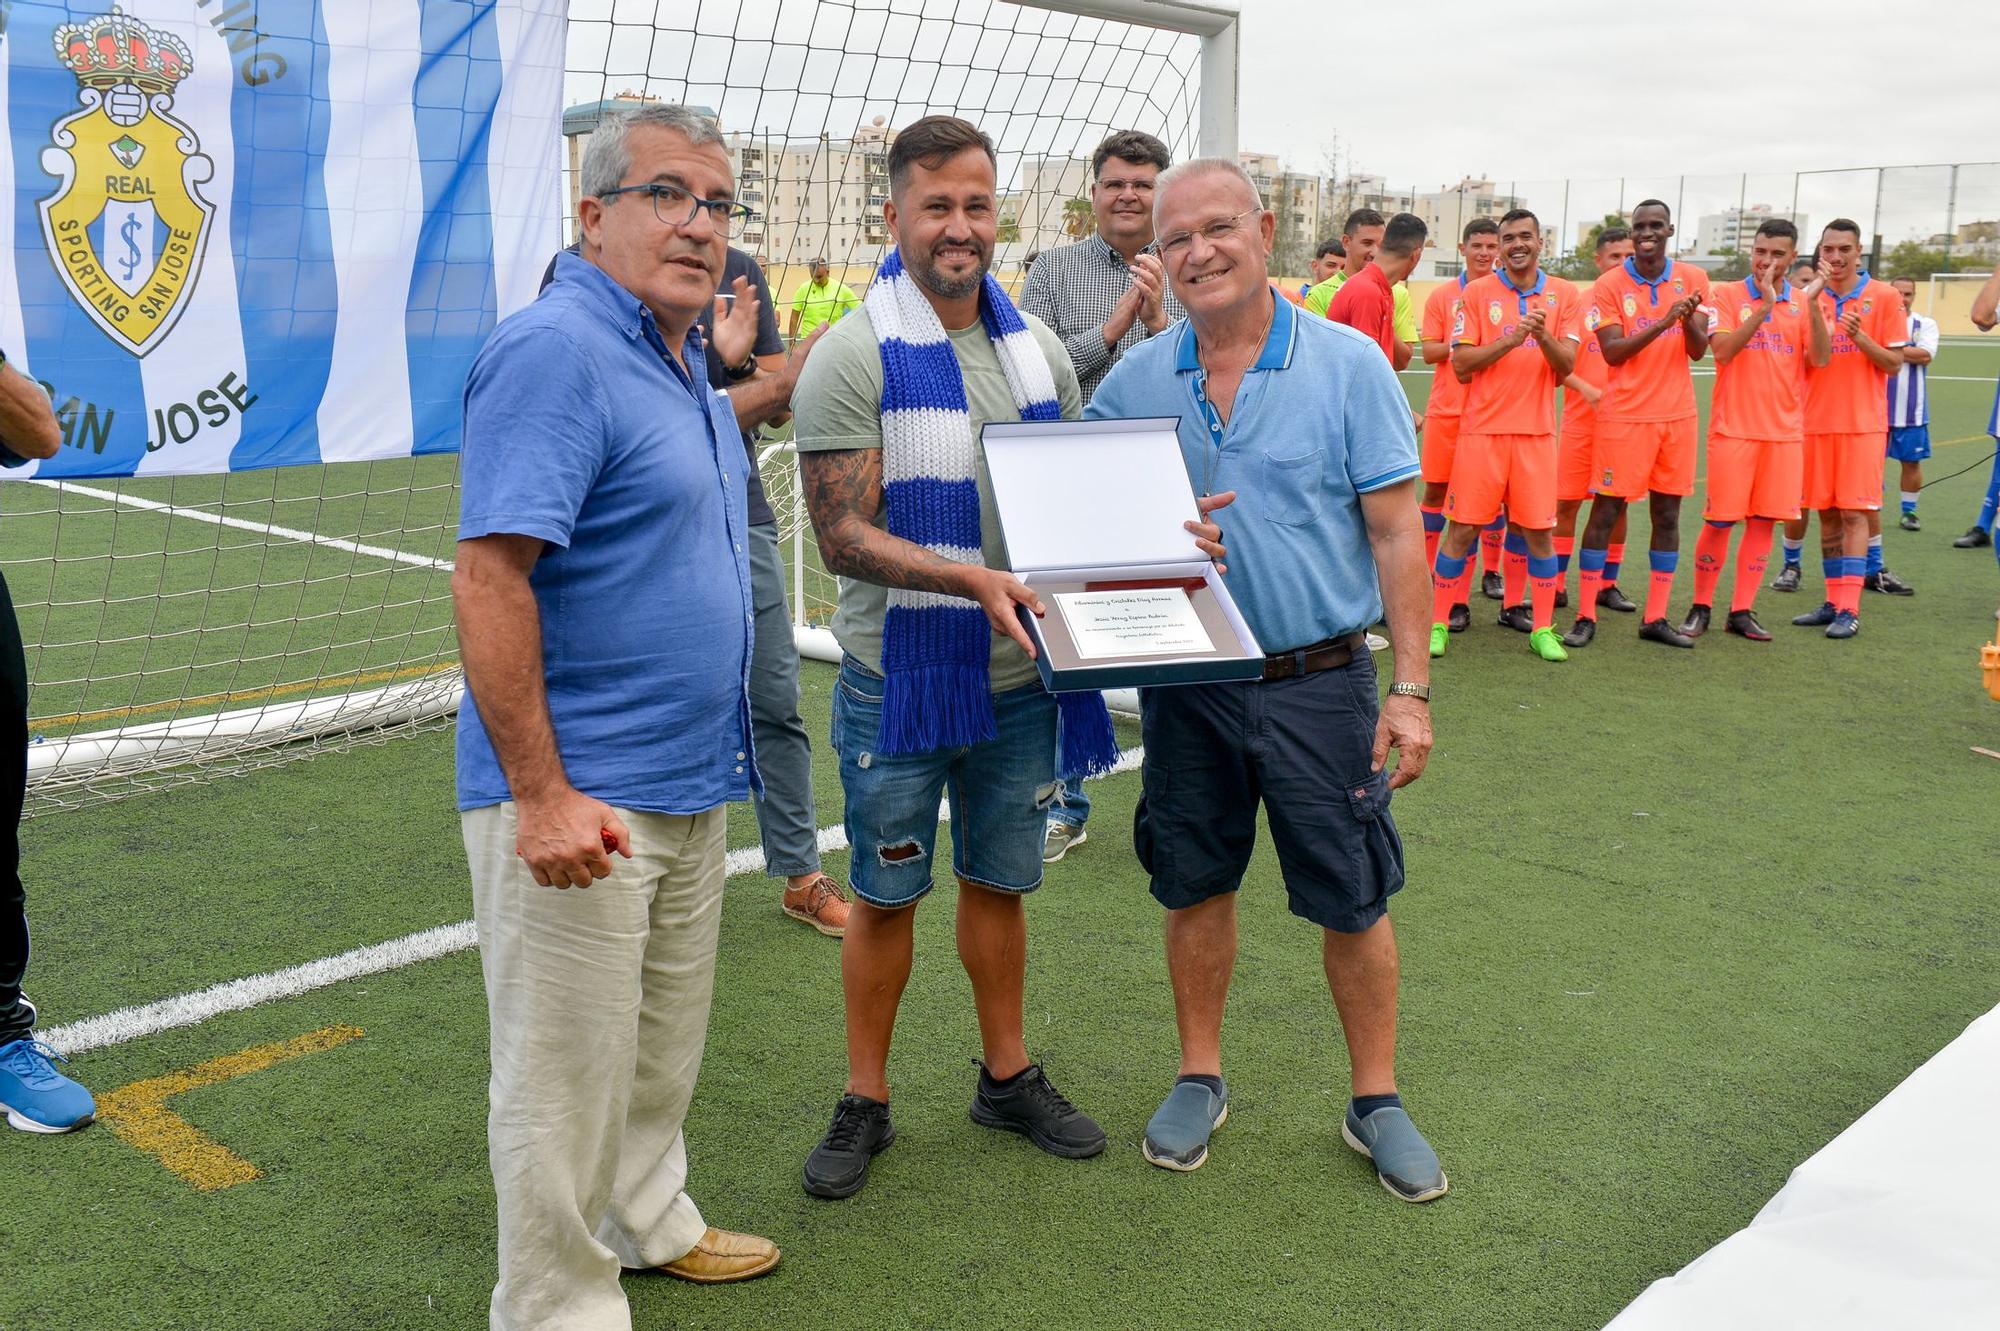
left=1095, top=177, right=1156, bottom=196
left=598, top=182, right=755, bottom=236
left=1150, top=207, right=1261, bottom=259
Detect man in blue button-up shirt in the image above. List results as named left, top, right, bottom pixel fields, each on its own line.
left=454, top=104, right=808, bottom=1325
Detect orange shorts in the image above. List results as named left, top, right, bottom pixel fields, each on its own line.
left=1705, top=435, right=1804, bottom=522
left=1595, top=416, right=1698, bottom=499
left=1557, top=416, right=1597, bottom=502
left=1445, top=432, right=1557, bottom=530
left=1421, top=411, right=1461, bottom=486
left=1803, top=431, right=1888, bottom=512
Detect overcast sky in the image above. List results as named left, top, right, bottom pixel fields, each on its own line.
left=568, top=0, right=2000, bottom=245
left=1237, top=0, right=2000, bottom=187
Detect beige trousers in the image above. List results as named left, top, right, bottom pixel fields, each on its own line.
left=464, top=802, right=726, bottom=1331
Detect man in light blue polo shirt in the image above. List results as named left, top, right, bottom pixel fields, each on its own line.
left=1087, top=158, right=1445, bottom=1199
left=455, top=104, right=806, bottom=1325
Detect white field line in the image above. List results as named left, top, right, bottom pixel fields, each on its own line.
left=41, top=745, right=1147, bottom=1056
left=30, top=479, right=455, bottom=572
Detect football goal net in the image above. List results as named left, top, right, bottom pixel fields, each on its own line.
left=5, top=0, right=1237, bottom=815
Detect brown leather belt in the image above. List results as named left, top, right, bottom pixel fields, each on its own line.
left=1261, top=632, right=1366, bottom=681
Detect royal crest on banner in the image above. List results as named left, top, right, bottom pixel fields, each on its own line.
left=37, top=7, right=215, bottom=358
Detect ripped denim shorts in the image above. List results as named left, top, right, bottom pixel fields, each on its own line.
left=830, top=656, right=1059, bottom=907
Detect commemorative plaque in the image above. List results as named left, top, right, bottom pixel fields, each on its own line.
left=982, top=416, right=1264, bottom=692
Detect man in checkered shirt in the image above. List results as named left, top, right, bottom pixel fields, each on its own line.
left=1020, top=129, right=1186, bottom=865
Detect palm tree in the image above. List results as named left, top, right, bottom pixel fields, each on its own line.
left=1062, top=197, right=1094, bottom=240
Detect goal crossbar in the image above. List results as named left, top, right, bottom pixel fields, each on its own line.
left=1022, top=1, right=1239, bottom=158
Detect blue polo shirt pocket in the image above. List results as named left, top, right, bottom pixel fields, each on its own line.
left=1261, top=449, right=1323, bottom=526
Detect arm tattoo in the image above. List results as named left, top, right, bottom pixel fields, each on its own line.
left=799, top=448, right=976, bottom=596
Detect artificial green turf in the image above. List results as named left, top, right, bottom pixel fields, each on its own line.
left=2, top=351, right=1998, bottom=1330
left=2, top=456, right=461, bottom=736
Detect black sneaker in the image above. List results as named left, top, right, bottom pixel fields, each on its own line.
left=1865, top=568, right=1915, bottom=596
left=1480, top=570, right=1504, bottom=601
left=1725, top=609, right=1771, bottom=641
left=1555, top=587, right=1570, bottom=609
left=1596, top=583, right=1638, bottom=613
left=1953, top=526, right=1992, bottom=549
left=1447, top=602, right=1470, bottom=633
left=1770, top=564, right=1802, bottom=593
left=1791, top=601, right=1838, bottom=627
left=1638, top=618, right=1696, bottom=648
left=970, top=1063, right=1106, bottom=1159
left=803, top=1094, right=895, bottom=1199
left=1560, top=616, right=1597, bottom=649
left=1678, top=603, right=1711, bottom=638
left=1497, top=603, right=1533, bottom=633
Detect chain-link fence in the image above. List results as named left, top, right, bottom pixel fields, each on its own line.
left=1305, top=163, right=2000, bottom=331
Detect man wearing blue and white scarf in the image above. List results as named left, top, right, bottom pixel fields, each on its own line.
left=793, top=116, right=1179, bottom=1201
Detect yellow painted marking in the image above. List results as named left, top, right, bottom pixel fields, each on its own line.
left=96, top=1025, right=364, bottom=1192
left=32, top=661, right=457, bottom=732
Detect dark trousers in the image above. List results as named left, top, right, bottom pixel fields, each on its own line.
left=0, top=571, right=32, bottom=1045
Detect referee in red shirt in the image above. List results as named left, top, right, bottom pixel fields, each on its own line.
left=1325, top=212, right=1427, bottom=363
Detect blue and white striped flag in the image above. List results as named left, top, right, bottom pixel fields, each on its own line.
left=1, top=1, right=563, bottom=478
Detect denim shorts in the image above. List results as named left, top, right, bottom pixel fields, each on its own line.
left=1133, top=652, right=1404, bottom=933
left=830, top=658, right=1059, bottom=908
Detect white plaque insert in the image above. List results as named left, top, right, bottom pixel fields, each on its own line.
left=1053, top=588, right=1215, bottom=660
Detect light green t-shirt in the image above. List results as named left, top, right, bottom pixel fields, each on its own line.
left=790, top=279, right=860, bottom=337
left=1303, top=269, right=1419, bottom=345
left=790, top=308, right=1083, bottom=692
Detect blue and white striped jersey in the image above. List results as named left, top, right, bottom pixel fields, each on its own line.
left=1888, top=312, right=1940, bottom=427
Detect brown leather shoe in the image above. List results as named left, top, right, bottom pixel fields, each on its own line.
left=782, top=874, right=850, bottom=937
left=657, top=1227, right=780, bottom=1284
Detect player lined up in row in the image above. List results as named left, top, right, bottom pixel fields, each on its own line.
left=1408, top=201, right=1999, bottom=661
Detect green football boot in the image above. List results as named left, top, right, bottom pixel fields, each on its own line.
left=1528, top=626, right=1569, bottom=662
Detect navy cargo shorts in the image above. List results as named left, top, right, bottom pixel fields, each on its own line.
left=1133, top=650, right=1404, bottom=933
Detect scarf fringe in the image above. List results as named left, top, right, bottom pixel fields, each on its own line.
left=879, top=662, right=1001, bottom=754
left=1057, top=691, right=1121, bottom=778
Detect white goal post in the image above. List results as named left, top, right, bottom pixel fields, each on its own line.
left=1035, top=0, right=1240, bottom=158
left=773, top=0, right=1240, bottom=683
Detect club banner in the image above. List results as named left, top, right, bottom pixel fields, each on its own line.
left=0, top=1, right=564, bottom=478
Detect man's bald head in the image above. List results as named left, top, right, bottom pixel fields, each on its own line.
left=1149, top=158, right=1274, bottom=328
left=1154, top=158, right=1263, bottom=222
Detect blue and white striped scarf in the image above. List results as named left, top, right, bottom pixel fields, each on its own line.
left=865, top=248, right=1118, bottom=776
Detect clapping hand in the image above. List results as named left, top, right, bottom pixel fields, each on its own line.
left=1131, top=252, right=1169, bottom=333
left=711, top=275, right=761, bottom=369
left=1757, top=259, right=1785, bottom=304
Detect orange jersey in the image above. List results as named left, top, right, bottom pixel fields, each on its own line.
left=1564, top=308, right=1610, bottom=432
left=1710, top=278, right=1811, bottom=442
left=1423, top=278, right=1469, bottom=418
left=1451, top=271, right=1583, bottom=437
left=1587, top=260, right=1713, bottom=423
left=1804, top=277, right=1907, bottom=436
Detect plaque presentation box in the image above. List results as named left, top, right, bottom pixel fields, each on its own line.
left=982, top=416, right=1264, bottom=693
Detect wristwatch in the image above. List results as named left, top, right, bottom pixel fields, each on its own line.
left=723, top=352, right=758, bottom=382
left=1388, top=681, right=1431, bottom=702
